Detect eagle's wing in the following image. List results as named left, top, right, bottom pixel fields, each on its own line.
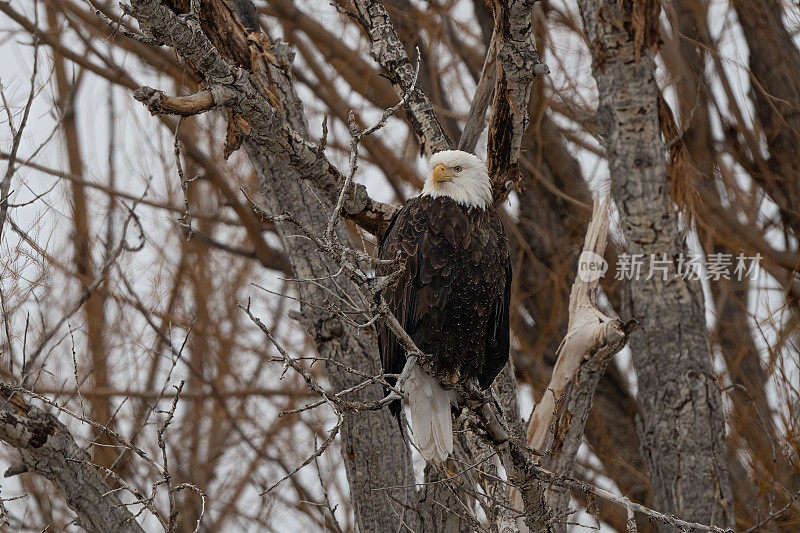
left=377, top=198, right=511, bottom=399
left=478, top=254, right=511, bottom=389
left=376, top=198, right=425, bottom=415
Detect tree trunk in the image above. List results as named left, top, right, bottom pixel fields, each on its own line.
left=250, top=42, right=420, bottom=532
left=664, top=3, right=785, bottom=527
left=576, top=0, right=734, bottom=529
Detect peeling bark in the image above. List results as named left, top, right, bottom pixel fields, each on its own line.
left=514, top=83, right=652, bottom=530
left=487, top=0, right=544, bottom=204
left=524, top=196, right=634, bottom=530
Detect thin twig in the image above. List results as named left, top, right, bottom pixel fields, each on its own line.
left=0, top=19, right=39, bottom=241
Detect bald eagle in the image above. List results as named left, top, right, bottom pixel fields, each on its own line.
left=377, top=150, right=511, bottom=462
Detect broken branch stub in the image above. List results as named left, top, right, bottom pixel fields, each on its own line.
left=527, top=194, right=634, bottom=453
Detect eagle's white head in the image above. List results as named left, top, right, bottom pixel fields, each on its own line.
left=421, top=150, right=492, bottom=209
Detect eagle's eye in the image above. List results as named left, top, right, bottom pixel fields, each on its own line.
left=454, top=166, right=462, bottom=172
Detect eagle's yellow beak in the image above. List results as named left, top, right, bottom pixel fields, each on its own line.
left=432, top=163, right=452, bottom=184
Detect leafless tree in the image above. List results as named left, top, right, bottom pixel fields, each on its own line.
left=0, top=0, right=798, bottom=531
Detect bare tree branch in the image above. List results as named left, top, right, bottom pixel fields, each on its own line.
left=525, top=194, right=636, bottom=526
left=133, top=87, right=215, bottom=116
left=487, top=0, right=546, bottom=204
left=128, top=0, right=398, bottom=235
left=350, top=0, right=451, bottom=156
left=0, top=24, right=39, bottom=242
left=0, top=385, right=146, bottom=533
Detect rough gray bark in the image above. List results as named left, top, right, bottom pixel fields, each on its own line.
left=384, top=0, right=464, bottom=144
left=131, top=0, right=396, bottom=234
left=577, top=0, right=734, bottom=529
left=0, top=386, right=145, bottom=533
left=665, top=5, right=784, bottom=527
left=486, top=0, right=541, bottom=201
left=491, top=0, right=538, bottom=161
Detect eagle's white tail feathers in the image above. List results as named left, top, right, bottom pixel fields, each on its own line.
left=404, top=366, right=456, bottom=462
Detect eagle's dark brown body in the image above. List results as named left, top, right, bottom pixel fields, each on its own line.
left=376, top=195, right=511, bottom=414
